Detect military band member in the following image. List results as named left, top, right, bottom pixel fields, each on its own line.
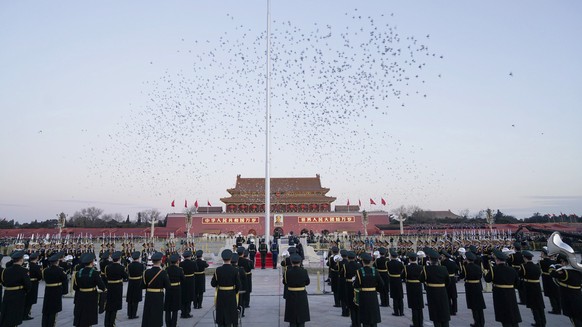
left=41, top=254, right=69, bottom=327
left=283, top=254, right=310, bottom=327
left=0, top=251, right=31, bottom=327
left=194, top=250, right=209, bottom=309
left=179, top=250, right=197, bottom=318
left=165, top=254, right=184, bottom=327
left=248, top=239, right=257, bottom=268
left=211, top=249, right=241, bottom=327
left=270, top=241, right=279, bottom=269
left=24, top=252, right=42, bottom=320
left=440, top=250, right=460, bottom=316
left=507, top=242, right=525, bottom=304
left=373, top=247, right=390, bottom=307
left=104, top=251, right=128, bottom=327
left=461, top=251, right=486, bottom=327
left=549, top=253, right=582, bottom=327
left=73, top=252, right=106, bottom=327
left=354, top=253, right=383, bottom=327
left=387, top=249, right=405, bottom=316
left=126, top=251, right=144, bottom=319
left=520, top=250, right=546, bottom=327
left=99, top=251, right=110, bottom=288
left=484, top=249, right=521, bottom=327
left=259, top=239, right=268, bottom=269
left=230, top=253, right=247, bottom=317
left=326, top=246, right=341, bottom=307
left=142, top=252, right=171, bottom=327
left=539, top=248, right=561, bottom=314
left=338, top=249, right=349, bottom=316
left=345, top=251, right=362, bottom=326
left=403, top=252, right=424, bottom=327
left=240, top=249, right=253, bottom=308
left=420, top=248, right=450, bottom=327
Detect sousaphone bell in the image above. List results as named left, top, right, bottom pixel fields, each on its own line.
left=547, top=231, right=582, bottom=272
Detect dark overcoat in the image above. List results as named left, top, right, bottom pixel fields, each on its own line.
left=484, top=263, right=522, bottom=324
left=0, top=264, right=31, bottom=327
left=105, top=262, right=128, bottom=311
left=211, top=264, right=241, bottom=326
left=42, top=264, right=69, bottom=314
left=141, top=266, right=171, bottom=327
left=164, top=265, right=184, bottom=311
left=420, top=264, right=451, bottom=323
left=354, top=266, right=383, bottom=324
left=73, top=266, right=106, bottom=327
left=403, top=263, right=424, bottom=309
left=283, top=266, right=311, bottom=324
left=126, top=261, right=145, bottom=303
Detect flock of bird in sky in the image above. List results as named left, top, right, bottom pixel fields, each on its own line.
left=87, top=9, right=448, bottom=204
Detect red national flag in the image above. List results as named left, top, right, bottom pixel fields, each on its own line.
left=171, top=200, right=175, bottom=207
left=347, top=199, right=350, bottom=206
left=381, top=198, right=386, bottom=205
left=358, top=199, right=361, bottom=207
left=184, top=200, right=188, bottom=208
left=207, top=200, right=212, bottom=206
left=194, top=200, right=199, bottom=208
left=370, top=198, right=376, bottom=205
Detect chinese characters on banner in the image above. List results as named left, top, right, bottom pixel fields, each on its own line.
left=298, top=216, right=355, bottom=223
left=202, top=217, right=260, bottom=224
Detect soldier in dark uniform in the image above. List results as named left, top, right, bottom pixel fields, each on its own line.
left=440, top=250, right=460, bottom=315
left=549, top=253, right=582, bottom=327
left=248, top=239, right=257, bottom=268
left=23, top=252, right=42, bottom=320
left=345, top=251, right=362, bottom=326
left=194, top=250, right=209, bottom=309
left=141, top=252, right=171, bottom=327
left=231, top=253, right=247, bottom=317
left=165, top=254, right=184, bottom=327
left=420, top=248, right=450, bottom=327
left=235, top=234, right=245, bottom=247
left=283, top=254, right=310, bottom=327
left=484, top=249, right=522, bottom=327
left=258, top=239, right=268, bottom=269
left=281, top=247, right=296, bottom=300
left=403, top=252, right=424, bottom=327
left=179, top=250, right=197, bottom=318
left=539, top=248, right=561, bottom=314
left=520, top=250, right=546, bottom=327
left=326, top=246, right=340, bottom=307
left=373, top=247, right=389, bottom=307
left=338, top=249, right=349, bottom=316
left=507, top=242, right=525, bottom=304
left=354, top=253, right=383, bottom=327
left=126, top=251, right=144, bottom=319
left=240, top=249, right=253, bottom=308
left=99, top=251, right=110, bottom=288
left=211, top=249, right=241, bottom=327
left=0, top=251, right=31, bottom=327
left=460, top=251, right=486, bottom=327
left=41, top=254, right=69, bottom=327
left=270, top=240, right=279, bottom=269
left=104, top=251, right=128, bottom=327
left=73, top=252, right=106, bottom=327
left=387, top=249, right=404, bottom=316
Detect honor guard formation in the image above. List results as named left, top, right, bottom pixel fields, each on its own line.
left=0, top=230, right=582, bottom=326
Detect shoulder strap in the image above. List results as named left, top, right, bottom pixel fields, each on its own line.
left=356, top=269, right=362, bottom=285
left=371, top=267, right=376, bottom=277
left=148, top=268, right=164, bottom=287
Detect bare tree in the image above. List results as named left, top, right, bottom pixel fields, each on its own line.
left=458, top=209, right=470, bottom=219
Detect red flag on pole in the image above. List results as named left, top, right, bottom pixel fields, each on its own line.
left=347, top=199, right=350, bottom=206
left=171, top=200, right=175, bottom=207
left=381, top=198, right=386, bottom=205
left=207, top=200, right=212, bottom=206
left=194, top=200, right=198, bottom=208
left=370, top=198, right=376, bottom=205
left=184, top=200, right=188, bottom=208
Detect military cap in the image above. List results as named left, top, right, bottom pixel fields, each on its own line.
left=10, top=251, right=24, bottom=260
left=361, top=253, right=372, bottom=262
left=347, top=251, right=356, bottom=259
left=48, top=254, right=61, bottom=262
left=131, top=251, right=141, bottom=260
left=183, top=250, right=193, bottom=258
left=340, top=249, right=347, bottom=256
left=466, top=251, right=477, bottom=261
left=425, top=248, right=440, bottom=259
left=522, top=250, right=533, bottom=259
left=407, top=252, right=417, bottom=259
left=378, top=247, right=387, bottom=255
left=111, top=251, right=122, bottom=260
left=243, top=250, right=249, bottom=257
left=231, top=253, right=239, bottom=263
left=196, top=250, right=203, bottom=257
left=236, top=246, right=245, bottom=255
left=29, top=252, right=39, bottom=260
left=557, top=253, right=568, bottom=263
left=389, top=249, right=398, bottom=257
left=81, top=253, right=95, bottom=264
left=513, top=242, right=522, bottom=250
left=492, top=249, right=507, bottom=261
left=169, top=254, right=180, bottom=263
left=288, top=247, right=297, bottom=254
left=468, top=245, right=477, bottom=253
left=331, top=246, right=339, bottom=253
left=221, top=249, right=233, bottom=260
left=290, top=254, right=302, bottom=263
left=100, top=251, right=110, bottom=259
left=440, top=250, right=451, bottom=258
left=151, top=252, right=163, bottom=261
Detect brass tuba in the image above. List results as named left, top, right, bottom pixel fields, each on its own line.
left=547, top=231, right=582, bottom=272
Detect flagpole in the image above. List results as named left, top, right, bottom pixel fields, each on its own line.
left=264, top=0, right=271, bottom=244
